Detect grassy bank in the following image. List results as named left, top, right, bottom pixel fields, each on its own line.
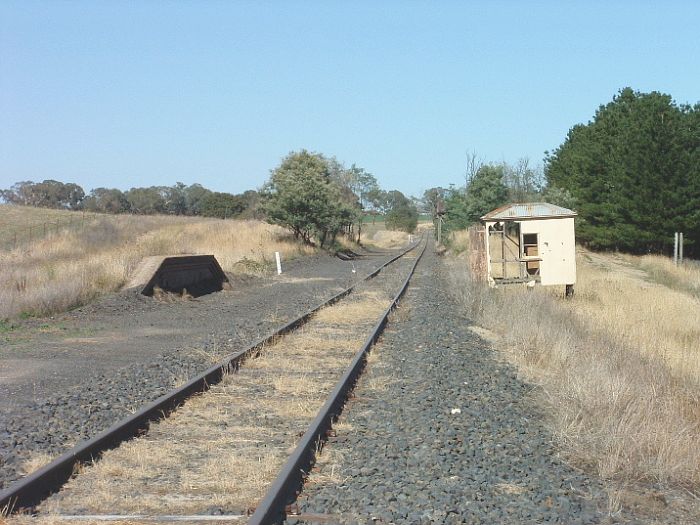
left=446, top=238, right=700, bottom=511
left=0, top=208, right=314, bottom=320
left=0, top=205, right=101, bottom=250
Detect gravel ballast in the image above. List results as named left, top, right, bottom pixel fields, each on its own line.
left=293, top=242, right=611, bottom=525
left=0, top=246, right=409, bottom=490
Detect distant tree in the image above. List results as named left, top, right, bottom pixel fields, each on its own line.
left=385, top=190, right=418, bottom=233
left=0, top=181, right=33, bottom=205
left=63, top=183, right=85, bottom=209
left=442, top=185, right=471, bottom=233
left=464, top=164, right=509, bottom=222
left=83, top=188, right=130, bottom=213
left=502, top=158, right=543, bottom=202
left=344, top=164, right=380, bottom=241
left=422, top=187, right=448, bottom=217
left=125, top=187, right=166, bottom=214
left=183, top=183, right=214, bottom=215
left=0, top=180, right=85, bottom=209
left=441, top=164, right=508, bottom=235
left=199, top=192, right=247, bottom=219
left=162, top=182, right=188, bottom=215
left=1, top=179, right=269, bottom=220
left=465, top=150, right=483, bottom=188
left=261, top=150, right=357, bottom=247
left=237, top=189, right=262, bottom=219
left=368, top=189, right=392, bottom=216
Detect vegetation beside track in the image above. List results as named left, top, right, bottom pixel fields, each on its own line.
left=447, top=237, right=700, bottom=514
left=0, top=208, right=314, bottom=320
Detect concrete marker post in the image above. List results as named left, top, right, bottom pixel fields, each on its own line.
left=275, top=251, right=282, bottom=275
left=674, top=232, right=679, bottom=265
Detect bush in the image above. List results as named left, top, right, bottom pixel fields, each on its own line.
left=261, top=150, right=357, bottom=247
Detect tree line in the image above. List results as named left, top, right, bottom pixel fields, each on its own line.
left=432, top=87, right=699, bottom=257
left=0, top=180, right=261, bottom=219
left=1, top=150, right=419, bottom=247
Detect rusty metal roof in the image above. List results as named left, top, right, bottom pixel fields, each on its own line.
left=481, top=202, right=577, bottom=221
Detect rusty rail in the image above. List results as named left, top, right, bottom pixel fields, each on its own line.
left=248, top=237, right=427, bottom=525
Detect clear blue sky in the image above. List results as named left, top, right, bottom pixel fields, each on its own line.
left=1, top=1, right=698, bottom=198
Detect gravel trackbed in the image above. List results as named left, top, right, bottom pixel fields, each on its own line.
left=292, top=243, right=610, bottom=525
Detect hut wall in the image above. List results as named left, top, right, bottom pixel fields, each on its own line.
left=520, top=217, right=576, bottom=285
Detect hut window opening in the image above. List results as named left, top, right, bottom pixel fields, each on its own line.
left=522, top=233, right=540, bottom=276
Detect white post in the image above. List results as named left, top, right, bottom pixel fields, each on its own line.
left=275, top=251, right=282, bottom=275
left=673, top=232, right=678, bottom=265
left=680, top=232, right=684, bottom=264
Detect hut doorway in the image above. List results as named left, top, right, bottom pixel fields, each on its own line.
left=487, top=221, right=524, bottom=280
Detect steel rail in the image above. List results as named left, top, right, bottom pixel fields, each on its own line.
left=0, top=239, right=422, bottom=513
left=248, top=237, right=427, bottom=525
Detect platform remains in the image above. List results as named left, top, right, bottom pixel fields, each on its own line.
left=125, top=255, right=229, bottom=297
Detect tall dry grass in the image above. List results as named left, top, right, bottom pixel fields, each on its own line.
left=0, top=204, right=96, bottom=250
left=625, top=253, right=700, bottom=300
left=447, top=229, right=470, bottom=253
left=446, top=238, right=700, bottom=499
left=576, top=251, right=700, bottom=380
left=0, top=212, right=314, bottom=320
left=360, top=229, right=410, bottom=249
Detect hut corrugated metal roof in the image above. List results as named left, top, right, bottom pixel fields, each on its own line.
left=481, top=202, right=577, bottom=221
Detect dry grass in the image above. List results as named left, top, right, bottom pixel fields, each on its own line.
left=360, top=229, right=410, bottom=249
left=446, top=240, right=700, bottom=501
left=17, top=452, right=54, bottom=477
left=0, top=205, right=98, bottom=249
left=0, top=208, right=315, bottom=319
left=313, top=290, right=387, bottom=324
left=307, top=446, right=348, bottom=485
left=624, top=253, right=700, bottom=300
left=575, top=251, right=700, bottom=379
left=19, top=283, right=393, bottom=519
left=448, top=229, right=470, bottom=254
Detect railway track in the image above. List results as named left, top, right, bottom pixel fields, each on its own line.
left=1, top=237, right=426, bottom=522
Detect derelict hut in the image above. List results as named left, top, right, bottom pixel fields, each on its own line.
left=480, top=203, right=577, bottom=296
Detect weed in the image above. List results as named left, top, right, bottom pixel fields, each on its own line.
left=0, top=320, right=16, bottom=333
left=234, top=256, right=269, bottom=275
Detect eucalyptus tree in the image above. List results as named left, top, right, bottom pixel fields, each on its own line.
left=262, top=150, right=357, bottom=247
